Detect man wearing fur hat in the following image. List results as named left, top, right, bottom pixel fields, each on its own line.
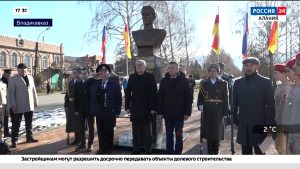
left=233, top=57, right=276, bottom=155
left=197, top=63, right=229, bottom=154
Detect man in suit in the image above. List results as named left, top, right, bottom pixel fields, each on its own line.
left=8, top=63, right=38, bottom=148
left=74, top=68, right=90, bottom=151
left=233, top=57, right=276, bottom=155
left=1, top=69, right=12, bottom=138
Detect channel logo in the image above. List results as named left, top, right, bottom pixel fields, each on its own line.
left=250, top=6, right=286, bottom=22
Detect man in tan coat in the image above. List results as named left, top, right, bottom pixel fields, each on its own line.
left=8, top=63, right=38, bottom=148
left=0, top=68, right=7, bottom=140
left=273, top=64, right=291, bottom=154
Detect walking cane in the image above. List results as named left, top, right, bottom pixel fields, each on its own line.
left=229, top=76, right=235, bottom=155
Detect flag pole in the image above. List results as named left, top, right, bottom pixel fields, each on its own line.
left=218, top=6, right=220, bottom=63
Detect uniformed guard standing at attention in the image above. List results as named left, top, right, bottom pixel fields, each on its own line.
left=197, top=63, right=229, bottom=155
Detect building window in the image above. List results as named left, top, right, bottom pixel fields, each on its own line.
left=54, top=56, right=60, bottom=65
left=0, top=51, right=6, bottom=67
left=24, top=54, right=31, bottom=67
left=12, top=53, right=18, bottom=67
left=42, top=55, right=48, bottom=69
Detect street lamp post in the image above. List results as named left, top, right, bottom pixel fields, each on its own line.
left=34, top=27, right=50, bottom=77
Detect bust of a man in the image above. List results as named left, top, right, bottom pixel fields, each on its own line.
left=132, top=6, right=166, bottom=56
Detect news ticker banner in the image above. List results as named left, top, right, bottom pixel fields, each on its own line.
left=250, top=6, right=286, bottom=22
left=1, top=155, right=300, bottom=164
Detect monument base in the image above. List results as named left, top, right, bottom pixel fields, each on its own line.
left=114, top=131, right=190, bottom=153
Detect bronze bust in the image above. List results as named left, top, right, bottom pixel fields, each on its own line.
left=132, top=6, right=166, bottom=57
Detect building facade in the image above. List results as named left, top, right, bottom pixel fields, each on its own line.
left=0, top=35, right=64, bottom=88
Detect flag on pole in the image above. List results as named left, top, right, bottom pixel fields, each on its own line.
left=268, top=21, right=278, bottom=54
left=101, top=26, right=106, bottom=64
left=124, top=23, right=131, bottom=59
left=212, top=12, right=220, bottom=55
left=242, top=8, right=249, bottom=59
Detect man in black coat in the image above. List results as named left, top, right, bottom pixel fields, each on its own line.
left=64, top=68, right=82, bottom=145
left=73, top=68, right=91, bottom=151
left=158, top=61, right=193, bottom=154
left=125, top=60, right=158, bottom=154
left=197, top=64, right=229, bottom=154
left=218, top=62, right=234, bottom=125
left=233, top=57, right=276, bottom=155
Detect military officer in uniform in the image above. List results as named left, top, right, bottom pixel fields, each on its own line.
left=88, top=64, right=122, bottom=154
left=197, top=63, right=229, bottom=155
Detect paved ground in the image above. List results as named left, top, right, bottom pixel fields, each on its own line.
left=9, top=90, right=278, bottom=155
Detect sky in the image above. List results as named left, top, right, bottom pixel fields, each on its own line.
left=0, top=1, right=250, bottom=70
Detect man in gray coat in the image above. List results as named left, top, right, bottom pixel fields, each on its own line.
left=233, top=57, right=276, bottom=155
left=8, top=63, right=38, bottom=148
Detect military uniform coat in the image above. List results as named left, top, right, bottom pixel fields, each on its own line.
left=275, top=81, right=291, bottom=125
left=197, top=77, right=229, bottom=141
left=233, top=73, right=276, bottom=146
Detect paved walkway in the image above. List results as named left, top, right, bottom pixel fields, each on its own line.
left=9, top=90, right=278, bottom=155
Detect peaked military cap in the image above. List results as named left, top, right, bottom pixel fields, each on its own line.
left=217, top=62, right=225, bottom=69
left=242, top=57, right=260, bottom=65
left=96, top=64, right=111, bottom=73
left=208, top=63, right=220, bottom=72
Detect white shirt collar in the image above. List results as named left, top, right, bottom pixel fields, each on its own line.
left=210, top=78, right=216, bottom=84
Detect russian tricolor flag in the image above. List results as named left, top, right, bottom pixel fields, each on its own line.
left=101, top=26, right=106, bottom=64
left=242, top=8, right=249, bottom=59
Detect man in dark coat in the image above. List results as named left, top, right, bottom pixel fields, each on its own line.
left=187, top=74, right=196, bottom=101
left=88, top=64, right=121, bottom=154
left=158, top=61, right=193, bottom=154
left=73, top=68, right=91, bottom=151
left=1, top=69, right=12, bottom=138
left=233, top=57, right=276, bottom=155
left=218, top=62, right=234, bottom=125
left=64, top=68, right=82, bottom=145
left=197, top=63, right=229, bottom=155
left=125, top=60, right=158, bottom=154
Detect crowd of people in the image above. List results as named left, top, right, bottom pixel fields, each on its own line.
left=1, top=53, right=300, bottom=155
